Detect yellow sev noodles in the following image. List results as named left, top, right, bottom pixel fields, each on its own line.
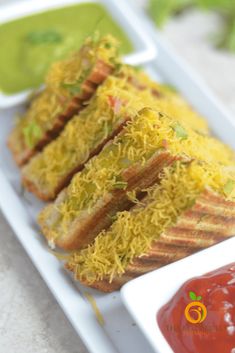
left=66, top=160, right=235, bottom=283
left=39, top=108, right=235, bottom=242
left=23, top=70, right=209, bottom=196
left=11, top=35, right=119, bottom=153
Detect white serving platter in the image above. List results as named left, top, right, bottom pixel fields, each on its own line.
left=0, top=0, right=157, bottom=108
left=121, top=237, right=235, bottom=353
left=1, top=1, right=235, bottom=353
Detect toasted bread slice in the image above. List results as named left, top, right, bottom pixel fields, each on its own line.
left=7, top=35, right=118, bottom=166
left=65, top=162, right=235, bottom=292
left=38, top=108, right=234, bottom=251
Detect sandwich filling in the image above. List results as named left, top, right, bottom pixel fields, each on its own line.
left=66, top=160, right=235, bottom=283
left=39, top=108, right=234, bottom=242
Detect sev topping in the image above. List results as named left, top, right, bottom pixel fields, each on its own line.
left=39, top=108, right=235, bottom=241
left=11, top=34, right=119, bottom=153
left=23, top=69, right=211, bottom=196
left=84, top=292, right=105, bottom=326
left=66, top=160, right=235, bottom=283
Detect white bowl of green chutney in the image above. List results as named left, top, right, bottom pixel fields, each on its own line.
left=0, top=0, right=157, bottom=108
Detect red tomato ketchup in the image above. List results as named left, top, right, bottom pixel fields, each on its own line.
left=157, top=263, right=235, bottom=353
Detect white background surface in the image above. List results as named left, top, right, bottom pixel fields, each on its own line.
left=0, top=1, right=235, bottom=353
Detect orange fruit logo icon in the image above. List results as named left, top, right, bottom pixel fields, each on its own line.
left=184, top=291, right=207, bottom=324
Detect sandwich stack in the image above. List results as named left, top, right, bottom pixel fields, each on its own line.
left=8, top=34, right=235, bottom=292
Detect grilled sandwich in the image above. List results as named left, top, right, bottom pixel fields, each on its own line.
left=65, top=160, right=235, bottom=292
left=38, top=108, right=234, bottom=251
left=7, top=34, right=118, bottom=166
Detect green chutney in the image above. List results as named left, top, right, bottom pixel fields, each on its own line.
left=0, top=3, right=133, bottom=94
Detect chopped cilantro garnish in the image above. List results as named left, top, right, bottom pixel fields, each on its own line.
left=104, top=42, right=112, bottom=49
left=223, top=179, right=235, bottom=196
left=115, top=63, right=122, bottom=71
left=113, top=181, right=128, bottom=190
left=61, top=82, right=82, bottom=95
left=61, top=68, right=91, bottom=95
left=109, top=57, right=122, bottom=71
left=25, top=30, right=62, bottom=45
left=108, top=214, right=118, bottom=221
left=172, top=123, right=188, bottom=140
left=23, top=122, right=42, bottom=148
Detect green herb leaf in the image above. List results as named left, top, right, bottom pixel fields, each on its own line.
left=223, top=179, right=235, bottom=196
left=115, top=63, right=122, bottom=71
left=61, top=68, right=91, bottom=95
left=23, top=122, right=42, bottom=148
left=172, top=123, right=188, bottom=140
left=108, top=214, right=118, bottom=221
left=104, top=42, right=112, bottom=49
left=61, top=82, right=82, bottom=95
left=113, top=181, right=128, bottom=190
left=113, top=182, right=128, bottom=190
left=197, top=295, right=202, bottom=301
left=25, top=30, right=62, bottom=45
left=189, top=291, right=197, bottom=300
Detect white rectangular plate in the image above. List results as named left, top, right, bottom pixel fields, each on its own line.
left=121, top=237, right=235, bottom=353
